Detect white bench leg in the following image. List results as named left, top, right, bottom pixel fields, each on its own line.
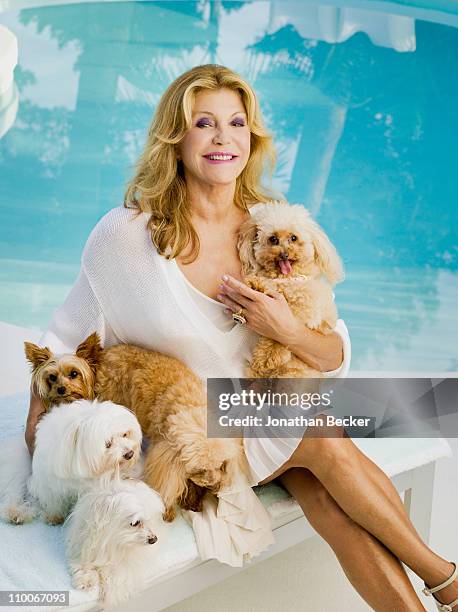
left=403, top=462, right=436, bottom=544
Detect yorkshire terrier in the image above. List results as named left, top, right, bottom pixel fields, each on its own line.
left=24, top=334, right=101, bottom=411
left=238, top=201, right=344, bottom=378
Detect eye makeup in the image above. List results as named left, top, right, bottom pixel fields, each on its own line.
left=195, top=117, right=246, bottom=128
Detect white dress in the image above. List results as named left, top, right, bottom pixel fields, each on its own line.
left=40, top=206, right=351, bottom=485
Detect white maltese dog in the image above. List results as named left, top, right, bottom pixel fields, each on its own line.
left=66, top=477, right=168, bottom=606
left=30, top=399, right=143, bottom=524
left=0, top=399, right=142, bottom=525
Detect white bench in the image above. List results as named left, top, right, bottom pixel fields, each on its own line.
left=0, top=322, right=452, bottom=612
left=107, top=437, right=449, bottom=612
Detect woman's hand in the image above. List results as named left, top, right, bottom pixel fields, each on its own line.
left=217, top=275, right=300, bottom=345
left=25, top=387, right=46, bottom=455
left=217, top=274, right=344, bottom=372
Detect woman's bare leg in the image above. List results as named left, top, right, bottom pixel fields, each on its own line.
left=262, top=420, right=457, bottom=607
left=279, top=467, right=425, bottom=611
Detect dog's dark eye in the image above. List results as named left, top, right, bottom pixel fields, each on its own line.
left=268, top=235, right=279, bottom=245
left=290, top=234, right=297, bottom=242
left=49, top=374, right=57, bottom=383
left=69, top=370, right=79, bottom=379
left=105, top=440, right=112, bottom=449
left=123, top=432, right=129, bottom=438
left=220, top=461, right=227, bottom=473
left=130, top=520, right=141, bottom=527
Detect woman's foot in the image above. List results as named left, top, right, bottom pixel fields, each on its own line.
left=423, top=562, right=458, bottom=610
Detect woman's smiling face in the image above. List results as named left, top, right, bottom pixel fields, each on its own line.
left=177, top=88, right=251, bottom=188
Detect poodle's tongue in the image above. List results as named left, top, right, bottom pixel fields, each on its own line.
left=279, top=259, right=292, bottom=275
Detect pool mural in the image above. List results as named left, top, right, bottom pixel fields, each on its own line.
left=0, top=1, right=457, bottom=371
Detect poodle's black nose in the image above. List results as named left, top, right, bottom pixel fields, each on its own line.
left=57, top=387, right=66, bottom=395
left=148, top=535, right=158, bottom=544
left=279, top=252, right=289, bottom=260
left=123, top=450, right=134, bottom=460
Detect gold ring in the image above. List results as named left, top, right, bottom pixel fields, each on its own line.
left=232, top=308, right=247, bottom=325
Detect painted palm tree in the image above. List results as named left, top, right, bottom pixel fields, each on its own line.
left=240, top=12, right=458, bottom=370
left=242, top=22, right=347, bottom=215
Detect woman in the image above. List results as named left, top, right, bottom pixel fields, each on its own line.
left=25, top=65, right=457, bottom=611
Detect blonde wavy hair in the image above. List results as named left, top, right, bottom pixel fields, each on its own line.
left=124, top=64, right=281, bottom=262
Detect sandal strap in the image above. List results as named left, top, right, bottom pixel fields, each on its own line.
left=436, top=598, right=458, bottom=612
left=423, top=563, right=458, bottom=596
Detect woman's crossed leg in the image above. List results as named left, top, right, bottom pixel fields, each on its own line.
left=259, top=418, right=456, bottom=611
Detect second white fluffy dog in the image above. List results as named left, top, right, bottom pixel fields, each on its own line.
left=28, top=399, right=143, bottom=524
left=66, top=477, right=168, bottom=606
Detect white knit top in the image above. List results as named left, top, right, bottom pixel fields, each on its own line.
left=41, top=206, right=350, bottom=378
left=40, top=206, right=351, bottom=482
left=41, top=207, right=257, bottom=378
